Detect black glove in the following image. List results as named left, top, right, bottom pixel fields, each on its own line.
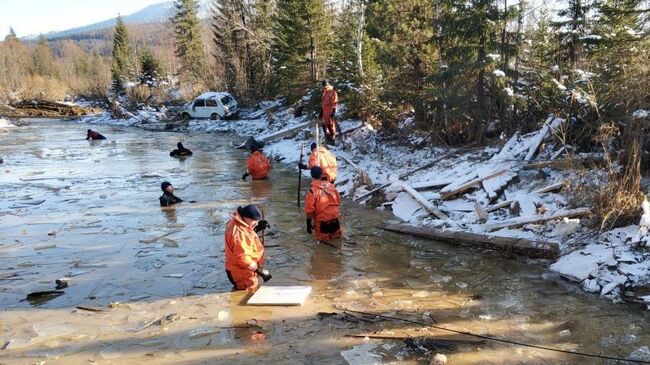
left=330, top=108, right=336, bottom=117
left=242, top=172, right=249, bottom=181
left=255, top=267, right=272, bottom=282
left=318, top=108, right=323, bottom=119
left=255, top=220, right=270, bottom=232
left=306, top=218, right=313, bottom=234
left=298, top=163, right=307, bottom=170
left=189, top=200, right=197, bottom=203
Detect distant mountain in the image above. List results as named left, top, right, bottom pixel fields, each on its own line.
left=28, top=1, right=211, bottom=41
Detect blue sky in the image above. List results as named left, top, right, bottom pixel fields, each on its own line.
left=0, top=0, right=165, bottom=38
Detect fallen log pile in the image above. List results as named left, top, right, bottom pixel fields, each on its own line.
left=2, top=100, right=100, bottom=118
left=365, top=116, right=592, bottom=242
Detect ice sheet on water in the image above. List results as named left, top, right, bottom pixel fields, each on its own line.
left=341, top=343, right=383, bottom=365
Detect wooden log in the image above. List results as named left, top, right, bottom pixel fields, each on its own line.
left=524, top=121, right=552, bottom=161
left=237, top=120, right=315, bottom=149
left=534, top=182, right=565, bottom=194
left=341, top=122, right=366, bottom=136
left=484, top=207, right=590, bottom=232
left=440, top=168, right=508, bottom=200
left=353, top=143, right=476, bottom=202
left=340, top=155, right=360, bottom=172
left=486, top=199, right=514, bottom=213
left=381, top=223, right=560, bottom=259
left=474, top=202, right=488, bottom=223
left=412, top=179, right=455, bottom=190
left=401, top=183, right=448, bottom=220
left=550, top=146, right=566, bottom=160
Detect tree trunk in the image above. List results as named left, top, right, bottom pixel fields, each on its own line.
left=475, top=31, right=487, bottom=144
left=512, top=0, right=525, bottom=132
left=356, top=0, right=365, bottom=79
left=501, top=0, right=508, bottom=72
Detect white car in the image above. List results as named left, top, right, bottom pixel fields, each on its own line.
left=180, top=92, right=239, bottom=120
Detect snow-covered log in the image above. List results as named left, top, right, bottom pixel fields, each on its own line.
left=485, top=207, right=590, bottom=232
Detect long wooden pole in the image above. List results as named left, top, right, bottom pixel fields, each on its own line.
left=297, top=143, right=305, bottom=207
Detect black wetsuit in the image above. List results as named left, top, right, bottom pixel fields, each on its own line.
left=170, top=143, right=193, bottom=157
left=159, top=192, right=183, bottom=207
left=86, top=131, right=106, bottom=140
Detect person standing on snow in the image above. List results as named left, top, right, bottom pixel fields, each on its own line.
left=298, top=142, right=338, bottom=183
left=86, top=129, right=106, bottom=140
left=320, top=80, right=338, bottom=144
left=224, top=204, right=271, bottom=291
left=242, top=147, right=272, bottom=180
left=305, top=166, right=343, bottom=243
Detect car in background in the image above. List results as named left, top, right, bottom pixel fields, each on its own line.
left=180, top=92, right=239, bottom=120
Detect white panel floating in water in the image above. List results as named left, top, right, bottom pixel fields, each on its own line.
left=247, top=286, right=312, bottom=306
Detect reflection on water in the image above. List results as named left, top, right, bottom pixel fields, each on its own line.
left=0, top=119, right=649, bottom=364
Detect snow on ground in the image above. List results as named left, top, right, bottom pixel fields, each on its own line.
left=76, top=101, right=650, bottom=308
left=0, top=118, right=15, bottom=129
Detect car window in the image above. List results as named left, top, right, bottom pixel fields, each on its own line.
left=193, top=99, right=205, bottom=108
left=220, top=96, right=232, bottom=105
left=205, top=99, right=218, bottom=107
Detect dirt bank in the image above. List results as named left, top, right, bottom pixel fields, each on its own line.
left=0, top=100, right=101, bottom=118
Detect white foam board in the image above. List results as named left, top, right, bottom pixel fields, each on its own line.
left=247, top=286, right=312, bottom=306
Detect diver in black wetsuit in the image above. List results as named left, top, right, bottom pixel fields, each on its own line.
left=170, top=142, right=193, bottom=157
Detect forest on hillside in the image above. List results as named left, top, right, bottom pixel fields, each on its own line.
left=0, top=0, right=648, bottom=147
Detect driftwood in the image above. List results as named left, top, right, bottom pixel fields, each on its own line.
left=534, top=182, right=565, bottom=194
left=236, top=120, right=316, bottom=149
left=381, top=223, right=560, bottom=259
left=353, top=143, right=476, bottom=202
left=474, top=202, right=488, bottom=223
left=440, top=168, right=508, bottom=200
left=412, top=179, right=455, bottom=190
left=340, top=122, right=366, bottom=136
left=401, top=183, right=448, bottom=220
left=486, top=199, right=515, bottom=213
left=485, top=207, right=591, bottom=232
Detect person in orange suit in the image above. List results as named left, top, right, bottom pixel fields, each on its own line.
left=305, top=166, right=343, bottom=242
left=320, top=80, right=338, bottom=144
left=242, top=147, right=272, bottom=180
left=224, top=204, right=271, bottom=291
left=299, top=142, right=338, bottom=183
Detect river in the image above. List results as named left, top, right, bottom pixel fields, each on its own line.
left=1, top=119, right=648, bottom=364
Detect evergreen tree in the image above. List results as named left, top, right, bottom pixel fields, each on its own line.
left=272, top=0, right=331, bottom=101
left=171, top=0, right=207, bottom=85
left=139, top=47, right=162, bottom=87
left=110, top=15, right=135, bottom=94
left=551, top=0, right=593, bottom=70
left=5, top=27, right=17, bottom=41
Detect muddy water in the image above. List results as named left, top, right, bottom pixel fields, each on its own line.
left=1, top=119, right=649, bottom=364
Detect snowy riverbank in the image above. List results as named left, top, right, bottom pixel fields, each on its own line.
left=77, top=102, right=650, bottom=309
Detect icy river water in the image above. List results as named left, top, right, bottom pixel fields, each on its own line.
left=1, top=119, right=650, bottom=364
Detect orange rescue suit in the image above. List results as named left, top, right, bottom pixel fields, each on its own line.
left=321, top=85, right=338, bottom=138
left=247, top=151, right=271, bottom=179
left=305, top=180, right=343, bottom=241
left=224, top=211, right=265, bottom=290
left=307, top=146, right=338, bottom=182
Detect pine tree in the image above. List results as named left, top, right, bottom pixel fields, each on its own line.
left=110, top=15, right=135, bottom=94
left=272, top=0, right=331, bottom=101
left=551, top=0, right=593, bottom=70
left=5, top=27, right=17, bottom=41
left=171, top=0, right=207, bottom=86
left=139, top=47, right=162, bottom=87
